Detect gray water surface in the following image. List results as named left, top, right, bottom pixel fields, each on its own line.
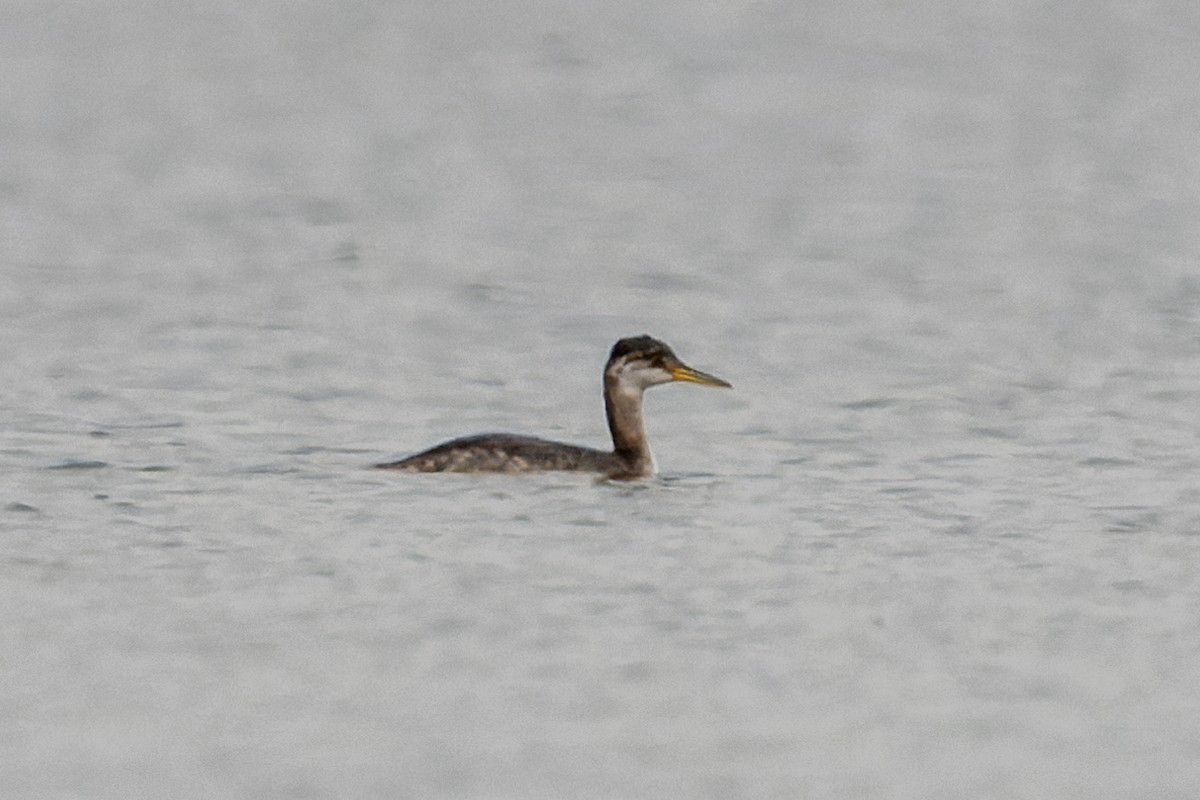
left=4, top=2, right=1200, bottom=798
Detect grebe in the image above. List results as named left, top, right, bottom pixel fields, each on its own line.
left=375, top=335, right=731, bottom=479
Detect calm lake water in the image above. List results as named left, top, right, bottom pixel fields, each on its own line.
left=4, top=2, right=1200, bottom=798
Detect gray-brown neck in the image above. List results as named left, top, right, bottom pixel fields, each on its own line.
left=604, top=373, right=653, bottom=475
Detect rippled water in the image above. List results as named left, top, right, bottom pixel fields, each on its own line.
left=4, top=2, right=1200, bottom=798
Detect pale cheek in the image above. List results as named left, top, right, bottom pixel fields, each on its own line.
left=630, top=370, right=667, bottom=390
left=614, top=383, right=644, bottom=402
left=647, top=368, right=674, bottom=387
left=609, top=364, right=671, bottom=390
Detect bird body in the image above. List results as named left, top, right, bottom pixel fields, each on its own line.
left=375, top=335, right=730, bottom=479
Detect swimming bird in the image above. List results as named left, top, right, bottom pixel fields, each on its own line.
left=375, top=335, right=731, bottom=479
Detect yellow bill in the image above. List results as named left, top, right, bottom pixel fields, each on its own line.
left=670, top=364, right=732, bottom=388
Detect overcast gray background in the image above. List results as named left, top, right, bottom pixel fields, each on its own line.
left=4, top=2, right=1200, bottom=798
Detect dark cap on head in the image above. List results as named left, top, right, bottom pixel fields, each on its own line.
left=608, top=335, right=674, bottom=363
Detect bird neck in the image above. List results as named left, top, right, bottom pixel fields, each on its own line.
left=604, top=374, right=653, bottom=473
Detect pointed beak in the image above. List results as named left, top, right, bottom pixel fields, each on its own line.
left=669, top=363, right=732, bottom=388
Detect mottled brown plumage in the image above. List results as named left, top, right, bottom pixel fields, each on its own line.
left=375, top=335, right=730, bottom=479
